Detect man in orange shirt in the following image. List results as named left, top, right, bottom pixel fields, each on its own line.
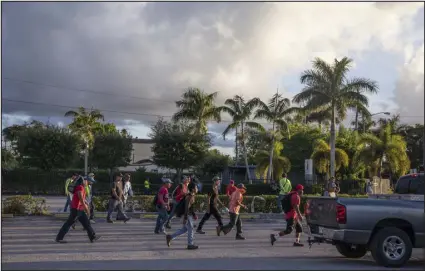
left=270, top=184, right=304, bottom=247
left=226, top=180, right=237, bottom=197
left=216, top=183, right=247, bottom=240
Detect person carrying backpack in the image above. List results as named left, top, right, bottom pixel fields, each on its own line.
left=63, top=173, right=78, bottom=212
left=165, top=175, right=190, bottom=229
left=270, top=184, right=305, bottom=247
left=196, top=176, right=225, bottom=234
left=106, top=173, right=130, bottom=223
left=154, top=178, right=173, bottom=234
left=166, top=181, right=199, bottom=250
left=277, top=173, right=292, bottom=213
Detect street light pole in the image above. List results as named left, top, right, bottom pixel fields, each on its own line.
left=362, top=111, right=391, bottom=133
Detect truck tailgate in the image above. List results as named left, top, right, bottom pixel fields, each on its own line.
left=305, top=197, right=340, bottom=228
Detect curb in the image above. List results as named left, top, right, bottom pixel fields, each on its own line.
left=2, top=214, right=14, bottom=218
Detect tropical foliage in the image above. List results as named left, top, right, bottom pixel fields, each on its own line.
left=255, top=141, right=291, bottom=181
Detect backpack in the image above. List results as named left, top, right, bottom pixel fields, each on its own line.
left=281, top=192, right=296, bottom=213
left=174, top=196, right=187, bottom=218
left=67, top=178, right=77, bottom=194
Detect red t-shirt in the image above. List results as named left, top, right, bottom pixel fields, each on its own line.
left=285, top=192, right=300, bottom=220
left=71, top=185, right=86, bottom=211
left=157, top=186, right=169, bottom=205
left=175, top=184, right=188, bottom=202
left=226, top=185, right=237, bottom=196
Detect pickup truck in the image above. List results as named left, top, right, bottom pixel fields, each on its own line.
left=305, top=173, right=424, bottom=268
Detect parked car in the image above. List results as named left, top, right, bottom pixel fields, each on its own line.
left=305, top=173, right=424, bottom=268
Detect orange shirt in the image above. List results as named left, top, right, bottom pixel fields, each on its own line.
left=229, top=189, right=243, bottom=214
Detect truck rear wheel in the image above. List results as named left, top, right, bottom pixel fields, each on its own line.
left=370, top=227, right=413, bottom=268
left=335, top=243, right=368, bottom=258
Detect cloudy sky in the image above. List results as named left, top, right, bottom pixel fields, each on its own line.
left=2, top=2, right=424, bottom=155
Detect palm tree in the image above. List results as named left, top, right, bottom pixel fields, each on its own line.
left=64, top=107, right=104, bottom=174
left=355, top=122, right=410, bottom=180
left=255, top=141, right=291, bottom=182
left=255, top=93, right=293, bottom=182
left=311, top=139, right=349, bottom=179
left=219, top=95, right=264, bottom=183
left=173, top=87, right=221, bottom=135
left=293, top=57, right=378, bottom=178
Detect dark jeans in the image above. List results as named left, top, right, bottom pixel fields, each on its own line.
left=221, top=212, right=242, bottom=236
left=283, top=218, right=303, bottom=235
left=56, top=208, right=96, bottom=241
left=155, top=205, right=169, bottom=233
left=89, top=200, right=95, bottom=220
left=63, top=194, right=72, bottom=212
left=166, top=200, right=180, bottom=224
left=107, top=199, right=127, bottom=221
left=197, top=206, right=223, bottom=230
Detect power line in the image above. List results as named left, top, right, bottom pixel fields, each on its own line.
left=2, top=77, right=176, bottom=104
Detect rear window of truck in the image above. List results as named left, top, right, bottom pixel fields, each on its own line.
left=395, top=175, right=424, bottom=194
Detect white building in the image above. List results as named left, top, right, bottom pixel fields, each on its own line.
left=118, top=138, right=174, bottom=173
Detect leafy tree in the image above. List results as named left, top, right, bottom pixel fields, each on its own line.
left=11, top=124, right=81, bottom=170
left=293, top=57, right=378, bottom=178
left=1, top=147, right=19, bottom=169
left=255, top=141, right=291, bottom=182
left=244, top=128, right=270, bottom=164
left=195, top=149, right=232, bottom=176
left=90, top=132, right=133, bottom=179
left=311, top=139, right=349, bottom=180
left=173, top=87, right=221, bottom=135
left=255, top=93, right=293, bottom=182
left=335, top=125, right=365, bottom=179
left=355, top=122, right=410, bottom=179
left=150, top=118, right=211, bottom=179
left=219, top=95, right=264, bottom=183
left=398, top=124, right=424, bottom=169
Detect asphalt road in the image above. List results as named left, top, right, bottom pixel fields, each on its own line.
left=1, top=216, right=423, bottom=270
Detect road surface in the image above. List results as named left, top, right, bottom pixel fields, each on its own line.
left=1, top=216, right=423, bottom=270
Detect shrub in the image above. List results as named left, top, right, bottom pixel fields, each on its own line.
left=2, top=195, right=48, bottom=215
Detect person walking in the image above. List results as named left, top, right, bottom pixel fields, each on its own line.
left=106, top=173, right=130, bottom=223
left=165, top=175, right=190, bottom=229
left=327, top=177, right=338, bottom=198
left=63, top=173, right=78, bottom=212
left=226, top=180, right=237, bottom=198
left=144, top=178, right=150, bottom=195
left=122, top=173, right=133, bottom=210
left=270, top=184, right=305, bottom=247
left=85, top=174, right=96, bottom=223
left=277, top=173, right=292, bottom=213
left=196, top=176, right=224, bottom=234
left=55, top=176, right=101, bottom=243
left=166, top=181, right=199, bottom=250
left=155, top=178, right=173, bottom=234
left=216, top=183, right=247, bottom=240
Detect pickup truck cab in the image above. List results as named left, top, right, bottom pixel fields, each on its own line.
left=305, top=173, right=424, bottom=268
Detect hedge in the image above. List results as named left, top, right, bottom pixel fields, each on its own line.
left=92, top=194, right=368, bottom=214
left=2, top=195, right=49, bottom=215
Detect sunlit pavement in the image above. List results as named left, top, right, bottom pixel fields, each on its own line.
left=1, top=216, right=423, bottom=270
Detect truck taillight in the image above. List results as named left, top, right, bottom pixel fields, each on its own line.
left=336, top=204, right=346, bottom=224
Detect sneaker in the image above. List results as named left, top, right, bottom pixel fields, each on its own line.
left=90, top=236, right=101, bottom=243
left=196, top=229, right=206, bottom=234
left=71, top=224, right=76, bottom=230
left=293, top=242, right=304, bottom=247
left=270, top=234, right=277, bottom=246
left=166, top=235, right=172, bottom=247
left=216, top=225, right=221, bottom=237
left=187, top=244, right=199, bottom=250
left=123, top=217, right=131, bottom=223
left=235, top=234, right=245, bottom=240
left=90, top=219, right=96, bottom=224
left=55, top=239, right=67, bottom=244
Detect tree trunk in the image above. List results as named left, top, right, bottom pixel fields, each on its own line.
left=354, top=105, right=359, bottom=131
left=241, top=122, right=252, bottom=184
left=267, top=123, right=275, bottom=183
left=330, top=104, right=336, bottom=178
left=235, top=126, right=239, bottom=166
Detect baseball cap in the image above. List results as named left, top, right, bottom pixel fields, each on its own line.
left=237, top=183, right=246, bottom=190
left=162, top=178, right=173, bottom=184
left=295, top=184, right=304, bottom=191
left=85, top=176, right=96, bottom=183
left=88, top=172, right=95, bottom=178
left=229, top=180, right=235, bottom=185
left=212, top=176, right=221, bottom=182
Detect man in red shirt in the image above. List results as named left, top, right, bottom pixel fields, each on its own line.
left=55, top=176, right=100, bottom=243
left=270, top=184, right=304, bottom=247
left=155, top=178, right=173, bottom=234
left=165, top=175, right=190, bottom=229
left=226, top=180, right=237, bottom=197
left=217, top=183, right=248, bottom=240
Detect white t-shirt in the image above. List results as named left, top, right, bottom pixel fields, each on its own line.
left=123, top=181, right=132, bottom=201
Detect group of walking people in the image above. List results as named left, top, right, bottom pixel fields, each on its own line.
left=56, top=171, right=307, bottom=251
